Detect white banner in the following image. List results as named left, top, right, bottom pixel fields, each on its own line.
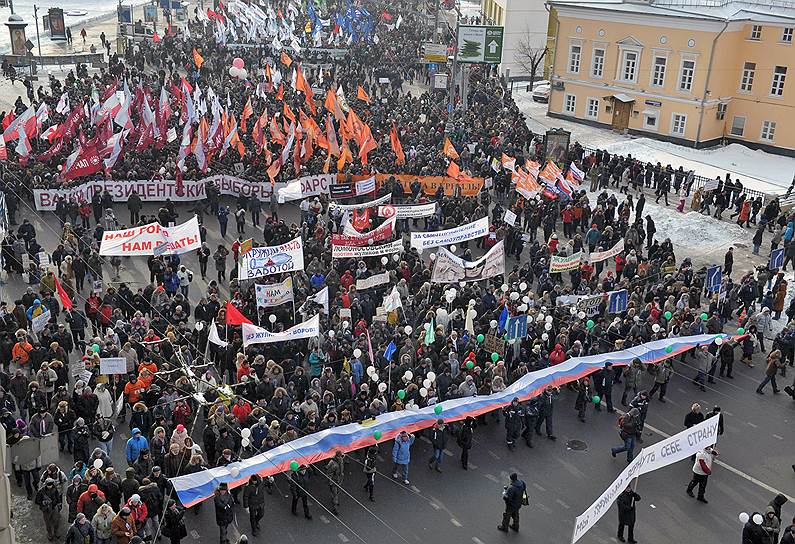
left=32, top=310, right=51, bottom=332
left=503, top=209, right=517, bottom=226
left=332, top=239, right=404, bottom=259
left=410, top=217, right=489, bottom=250
left=572, top=416, right=720, bottom=543
left=99, top=357, right=127, bottom=374
left=355, top=176, right=376, bottom=195
left=32, top=175, right=288, bottom=211
left=328, top=193, right=391, bottom=212
left=356, top=271, right=390, bottom=290
left=277, top=173, right=337, bottom=203
left=239, top=237, right=305, bottom=280
left=589, top=239, right=625, bottom=263
left=378, top=202, right=437, bottom=219
left=99, top=216, right=201, bottom=256
left=255, top=277, right=294, bottom=308
left=242, top=314, right=321, bottom=346
left=431, top=241, right=505, bottom=283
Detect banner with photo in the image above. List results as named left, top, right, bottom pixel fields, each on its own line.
left=331, top=217, right=395, bottom=247
left=255, top=277, right=294, bottom=308
left=431, top=241, right=505, bottom=283
left=238, top=238, right=305, bottom=280
left=410, top=217, right=489, bottom=250
left=242, top=315, right=321, bottom=346
left=588, top=239, right=625, bottom=263
left=550, top=252, right=582, bottom=273
left=99, top=216, right=201, bottom=256
left=355, top=271, right=390, bottom=291
left=378, top=202, right=437, bottom=219
left=332, top=239, right=404, bottom=259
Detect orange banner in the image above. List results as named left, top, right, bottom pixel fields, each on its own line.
left=336, top=174, right=484, bottom=197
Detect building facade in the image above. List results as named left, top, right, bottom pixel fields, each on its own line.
left=480, top=0, right=550, bottom=79
left=546, top=0, right=795, bottom=155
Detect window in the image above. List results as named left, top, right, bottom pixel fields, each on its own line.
left=771, top=66, right=787, bottom=96
left=591, top=48, right=605, bottom=78
left=620, top=50, right=639, bottom=82
left=568, top=44, right=582, bottom=73
left=671, top=113, right=687, bottom=136
left=750, top=25, right=762, bottom=40
left=643, top=112, right=658, bottom=130
left=740, top=62, right=756, bottom=92
left=586, top=98, right=599, bottom=119
left=716, top=103, right=727, bottom=120
left=651, top=56, right=667, bottom=87
left=782, top=27, right=793, bottom=43
left=564, top=93, right=577, bottom=114
left=730, top=116, right=746, bottom=136
left=760, top=120, right=776, bottom=141
left=678, top=59, right=695, bottom=91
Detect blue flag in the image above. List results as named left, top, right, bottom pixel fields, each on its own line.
left=498, top=304, right=509, bottom=333
left=384, top=341, right=396, bottom=361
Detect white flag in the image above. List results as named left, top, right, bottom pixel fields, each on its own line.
left=383, top=286, right=403, bottom=312
left=208, top=319, right=228, bottom=347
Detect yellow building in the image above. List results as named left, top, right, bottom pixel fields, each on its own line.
left=480, top=0, right=550, bottom=78
left=546, top=0, right=795, bottom=156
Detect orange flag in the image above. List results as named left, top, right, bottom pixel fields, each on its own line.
left=265, top=63, right=272, bottom=82
left=358, top=124, right=377, bottom=166
left=267, top=158, right=281, bottom=185
left=192, top=48, right=204, bottom=69
left=443, top=137, right=459, bottom=160
left=447, top=161, right=461, bottom=179
left=338, top=137, right=352, bottom=170
left=357, top=85, right=370, bottom=105
left=283, top=102, right=296, bottom=124
left=326, top=114, right=340, bottom=157
left=323, top=151, right=332, bottom=174
left=280, top=50, right=293, bottom=67
left=325, top=89, right=337, bottom=114
left=275, top=83, right=284, bottom=101
left=270, top=116, right=286, bottom=145
left=241, top=97, right=253, bottom=133
left=295, top=67, right=315, bottom=113
left=390, top=123, right=404, bottom=165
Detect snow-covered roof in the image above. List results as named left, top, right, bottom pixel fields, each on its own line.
left=550, top=0, right=795, bottom=23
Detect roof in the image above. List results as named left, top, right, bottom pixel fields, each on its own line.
left=611, top=93, right=635, bottom=102
left=549, top=0, right=795, bottom=23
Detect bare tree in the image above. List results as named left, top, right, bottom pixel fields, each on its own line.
left=514, top=31, right=548, bottom=84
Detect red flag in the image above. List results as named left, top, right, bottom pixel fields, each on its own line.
left=390, top=123, right=404, bottom=165
left=225, top=301, right=253, bottom=325
left=63, top=145, right=102, bottom=180
left=53, top=276, right=73, bottom=311
left=1, top=111, right=14, bottom=130
left=352, top=208, right=371, bottom=232
left=152, top=31, right=161, bottom=43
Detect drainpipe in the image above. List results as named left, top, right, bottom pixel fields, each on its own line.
left=694, top=20, right=729, bottom=148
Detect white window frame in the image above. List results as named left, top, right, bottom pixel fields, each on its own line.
left=760, top=120, right=776, bottom=142
left=729, top=115, right=746, bottom=137
left=568, top=43, right=582, bottom=74
left=739, top=61, right=756, bottom=93
left=591, top=47, right=606, bottom=79
left=563, top=93, right=577, bottom=114
left=678, top=58, right=696, bottom=92
left=617, top=48, right=641, bottom=83
left=586, top=97, right=600, bottom=120
left=670, top=113, right=687, bottom=136
left=750, top=25, right=762, bottom=40
left=650, top=55, right=667, bottom=87
left=782, top=27, right=793, bottom=43
left=771, top=65, right=787, bottom=96
left=643, top=112, right=659, bottom=131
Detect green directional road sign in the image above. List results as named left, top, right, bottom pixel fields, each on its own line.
left=456, top=25, right=504, bottom=64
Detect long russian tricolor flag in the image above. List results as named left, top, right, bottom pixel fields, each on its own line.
left=170, top=333, right=723, bottom=506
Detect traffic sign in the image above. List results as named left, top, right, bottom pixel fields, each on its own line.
left=507, top=315, right=527, bottom=341
left=706, top=265, right=722, bottom=293
left=455, top=25, right=503, bottom=64
left=770, top=248, right=784, bottom=269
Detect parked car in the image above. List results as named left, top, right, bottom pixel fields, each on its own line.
left=532, top=81, right=551, bottom=102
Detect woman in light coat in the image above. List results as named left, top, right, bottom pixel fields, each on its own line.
left=92, top=503, right=115, bottom=544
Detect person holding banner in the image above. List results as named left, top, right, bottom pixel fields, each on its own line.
left=686, top=446, right=718, bottom=503
left=616, top=485, right=641, bottom=543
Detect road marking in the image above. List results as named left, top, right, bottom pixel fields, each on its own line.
left=677, top=388, right=687, bottom=394
left=443, top=449, right=454, bottom=457
left=532, top=482, right=546, bottom=492
left=643, top=421, right=795, bottom=503
left=190, top=530, right=200, bottom=540
left=724, top=411, right=733, bottom=417
left=473, top=538, right=486, bottom=544
left=319, top=515, right=330, bottom=524
left=773, top=434, right=783, bottom=440
left=338, top=534, right=349, bottom=543
left=430, top=502, right=441, bottom=511
left=420, top=436, right=431, bottom=444
left=410, top=485, right=421, bottom=493
left=555, top=499, right=571, bottom=509
left=450, top=518, right=463, bottom=527
left=484, top=473, right=500, bottom=483
left=469, top=463, right=478, bottom=470
left=747, top=422, right=758, bottom=428
left=488, top=450, right=501, bottom=460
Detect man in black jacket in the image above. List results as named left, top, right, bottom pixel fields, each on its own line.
left=242, top=475, right=266, bottom=536
left=502, top=398, right=524, bottom=450
left=428, top=419, right=446, bottom=472
left=214, top=483, right=234, bottom=544
left=497, top=473, right=526, bottom=532
left=290, top=465, right=312, bottom=519
left=616, top=485, right=641, bottom=542
left=457, top=416, right=474, bottom=469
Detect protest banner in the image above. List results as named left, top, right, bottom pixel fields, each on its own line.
left=255, top=277, right=295, bottom=308
left=503, top=209, right=517, bottom=226
left=572, top=416, right=720, bottom=543
left=431, top=241, right=505, bottom=283
left=588, top=239, right=625, bottom=263
left=277, top=173, right=337, bottom=202
left=100, top=357, right=127, bottom=374
left=550, top=252, right=582, bottom=273
left=331, top=217, right=395, bottom=247
left=32, top=310, right=51, bottom=332
left=378, top=202, right=437, bottom=219
left=328, top=193, right=391, bottom=212
left=410, top=217, right=489, bottom=250
left=355, top=176, right=376, bottom=195
left=242, top=314, right=321, bottom=346
left=332, top=239, right=404, bottom=259
left=378, top=173, right=484, bottom=197
left=99, top=216, right=202, bottom=256
left=239, top=238, right=305, bottom=280
left=356, top=271, right=390, bottom=291
left=577, top=294, right=604, bottom=318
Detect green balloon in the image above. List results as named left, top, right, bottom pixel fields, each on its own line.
left=397, top=389, right=406, bottom=400
left=700, top=312, right=708, bottom=321
left=592, top=395, right=601, bottom=404
left=491, top=352, right=499, bottom=362
left=737, top=327, right=745, bottom=335
left=466, top=361, right=474, bottom=370
left=586, top=319, right=595, bottom=329
left=373, top=430, right=382, bottom=440
left=476, top=334, right=485, bottom=343
left=92, top=343, right=100, bottom=353
left=664, top=311, right=672, bottom=320
left=289, top=461, right=299, bottom=472
left=434, top=405, right=443, bottom=415
left=665, top=346, right=673, bottom=353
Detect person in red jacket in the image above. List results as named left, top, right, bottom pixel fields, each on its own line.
left=77, top=484, right=105, bottom=514
left=615, top=254, right=626, bottom=280
left=562, top=205, right=575, bottom=238
left=549, top=344, right=567, bottom=366
left=232, top=397, right=252, bottom=424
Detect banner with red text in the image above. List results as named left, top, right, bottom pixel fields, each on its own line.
left=99, top=216, right=202, bottom=256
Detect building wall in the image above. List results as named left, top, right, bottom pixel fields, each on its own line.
left=482, top=0, right=549, bottom=79
left=547, top=6, right=795, bottom=154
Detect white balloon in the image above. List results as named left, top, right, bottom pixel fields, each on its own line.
left=459, top=281, right=466, bottom=288
left=241, top=437, right=250, bottom=447
left=522, top=296, right=530, bottom=304
left=469, top=309, right=478, bottom=319
left=366, top=366, right=375, bottom=376
left=446, top=292, right=456, bottom=303
left=424, top=323, right=431, bottom=331
left=269, top=314, right=277, bottom=323
left=501, top=284, right=509, bottom=292
left=450, top=245, right=457, bottom=252
left=536, top=314, right=544, bottom=322
left=342, top=320, right=350, bottom=329
left=541, top=333, right=549, bottom=341
left=328, top=330, right=335, bottom=338
left=404, top=325, right=413, bottom=335
left=429, top=253, right=437, bottom=261
left=714, top=337, right=723, bottom=345
left=545, top=315, right=553, bottom=324
left=490, top=320, right=498, bottom=328
left=544, top=322, right=552, bottom=331
left=353, top=348, right=362, bottom=358
left=423, top=378, right=431, bottom=388
left=427, top=371, right=436, bottom=382
left=159, top=166, right=166, bottom=175
left=753, top=514, right=763, bottom=525
left=739, top=512, right=749, bottom=524
left=381, top=256, right=388, bottom=265
left=519, top=282, right=528, bottom=291
left=419, top=387, right=428, bottom=397
left=93, top=459, right=103, bottom=469
left=378, top=382, right=388, bottom=392
left=241, top=428, right=251, bottom=438
left=510, top=292, right=519, bottom=301
left=578, top=311, right=586, bottom=319
left=239, top=68, right=248, bottom=79
left=404, top=371, right=413, bottom=381
left=371, top=373, right=380, bottom=382
left=228, top=66, right=239, bottom=77
left=230, top=467, right=240, bottom=478
left=652, top=324, right=661, bottom=333
left=469, top=299, right=476, bottom=306
left=393, top=254, right=400, bottom=262
left=508, top=338, right=517, bottom=345
left=518, top=304, right=527, bottom=312
left=570, top=306, right=578, bottom=315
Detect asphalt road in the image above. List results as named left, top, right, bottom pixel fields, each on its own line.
left=5, top=194, right=795, bottom=544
